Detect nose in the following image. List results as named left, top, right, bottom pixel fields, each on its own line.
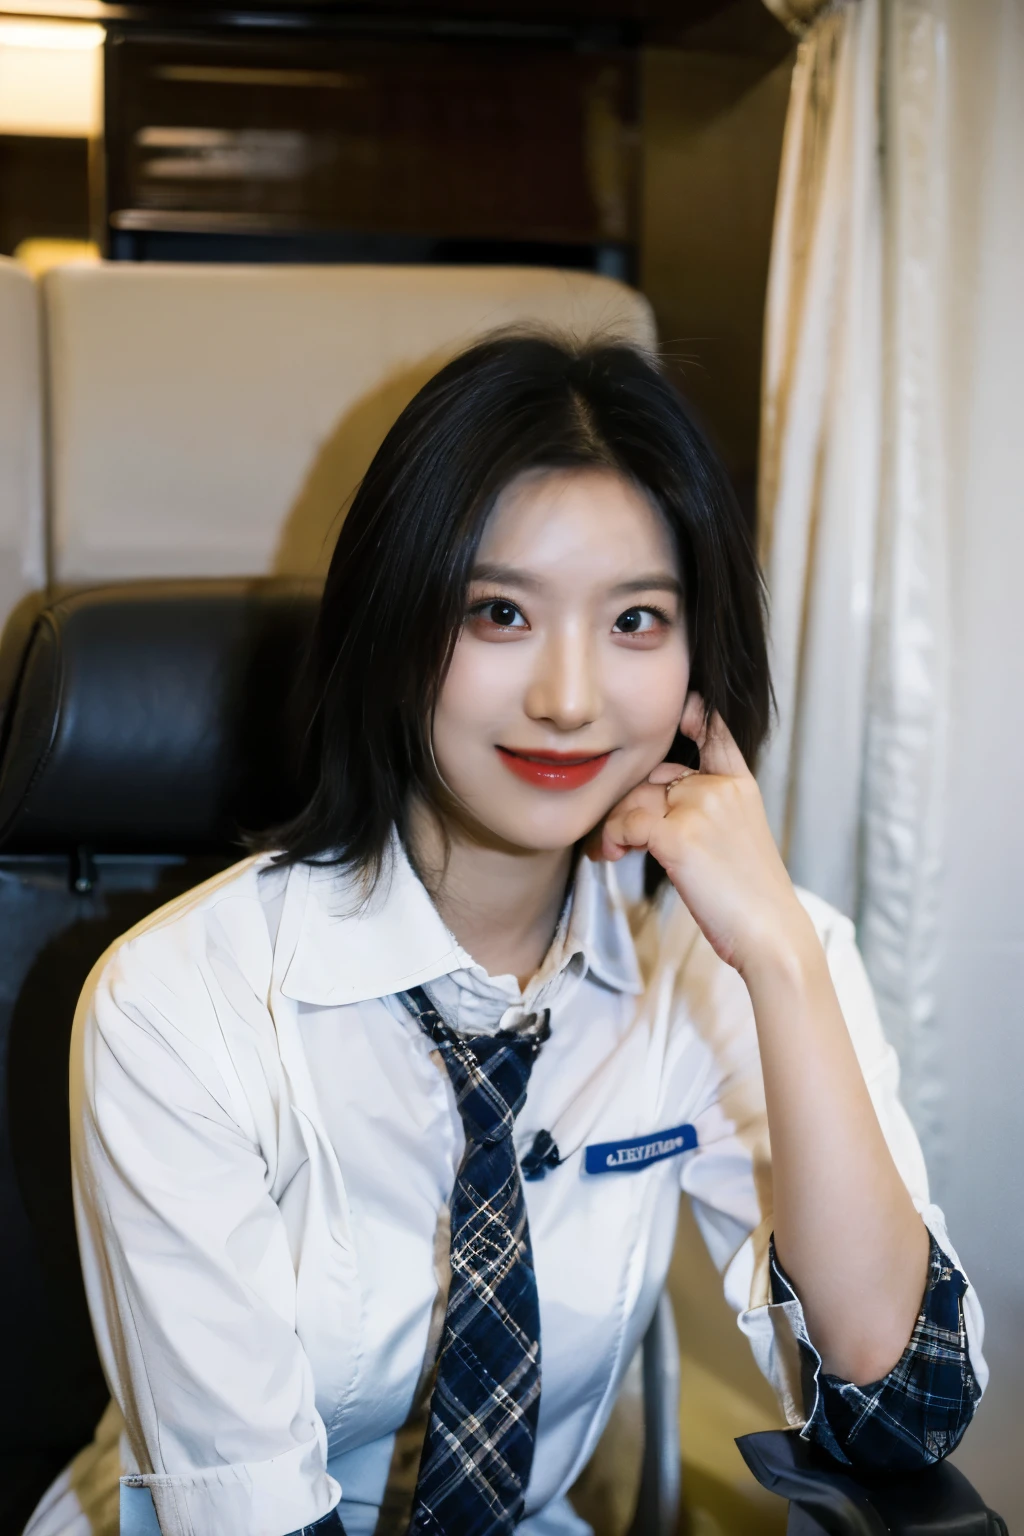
left=522, top=621, right=601, bottom=733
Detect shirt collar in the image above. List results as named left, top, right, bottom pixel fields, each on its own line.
left=563, top=849, right=644, bottom=997
left=277, top=834, right=643, bottom=1008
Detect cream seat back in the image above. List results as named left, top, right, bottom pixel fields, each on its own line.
left=43, top=264, right=656, bottom=584
left=0, top=259, right=45, bottom=631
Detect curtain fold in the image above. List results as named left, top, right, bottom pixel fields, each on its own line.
left=859, top=0, right=951, bottom=1163
left=762, top=0, right=838, bottom=33
left=756, top=0, right=953, bottom=1154
left=757, top=0, right=881, bottom=924
left=759, top=2, right=1024, bottom=1504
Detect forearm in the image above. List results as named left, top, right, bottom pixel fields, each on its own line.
left=742, top=910, right=930, bottom=1385
left=603, top=707, right=933, bottom=1383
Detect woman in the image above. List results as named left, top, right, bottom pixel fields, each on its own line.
left=27, top=335, right=985, bottom=1536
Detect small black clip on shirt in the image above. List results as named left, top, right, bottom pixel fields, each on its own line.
left=521, top=1129, right=562, bottom=1181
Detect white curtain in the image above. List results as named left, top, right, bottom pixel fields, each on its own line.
left=757, top=0, right=882, bottom=926
left=756, top=0, right=1024, bottom=1159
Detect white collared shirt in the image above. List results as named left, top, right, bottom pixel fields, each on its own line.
left=26, top=843, right=985, bottom=1536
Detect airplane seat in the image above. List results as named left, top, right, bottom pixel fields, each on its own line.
left=0, top=259, right=46, bottom=640
left=0, top=579, right=319, bottom=1533
left=42, top=263, right=656, bottom=588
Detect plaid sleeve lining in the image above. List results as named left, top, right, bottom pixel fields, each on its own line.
left=768, top=1231, right=983, bottom=1470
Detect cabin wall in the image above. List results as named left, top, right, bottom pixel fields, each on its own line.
left=641, top=45, right=793, bottom=503
left=936, top=445, right=1024, bottom=1529
left=933, top=36, right=1024, bottom=1509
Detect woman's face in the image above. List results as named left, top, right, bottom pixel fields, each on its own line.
left=432, top=466, right=691, bottom=853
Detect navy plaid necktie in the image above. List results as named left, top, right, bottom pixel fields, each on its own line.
left=399, top=984, right=550, bottom=1536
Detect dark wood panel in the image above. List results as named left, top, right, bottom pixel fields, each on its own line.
left=1, top=1, right=733, bottom=27
left=641, top=40, right=792, bottom=483
left=0, top=136, right=91, bottom=256
left=105, top=31, right=639, bottom=247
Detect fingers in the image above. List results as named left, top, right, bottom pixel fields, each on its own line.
left=648, top=762, right=696, bottom=786
left=598, top=782, right=666, bottom=860
left=679, top=691, right=707, bottom=749
left=595, top=703, right=750, bottom=866
left=678, top=691, right=748, bottom=780
left=699, top=711, right=749, bottom=779
left=598, top=806, right=658, bottom=861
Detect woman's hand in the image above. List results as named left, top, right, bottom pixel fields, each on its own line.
left=597, top=694, right=931, bottom=1385
left=595, top=692, right=813, bottom=979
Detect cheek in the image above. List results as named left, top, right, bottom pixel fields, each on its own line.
left=433, top=636, right=520, bottom=746
left=612, top=646, right=690, bottom=749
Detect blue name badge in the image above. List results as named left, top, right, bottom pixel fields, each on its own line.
left=585, top=1122, right=698, bottom=1175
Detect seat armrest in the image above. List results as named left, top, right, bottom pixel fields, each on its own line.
left=627, top=1291, right=681, bottom=1536
left=736, top=1429, right=1006, bottom=1536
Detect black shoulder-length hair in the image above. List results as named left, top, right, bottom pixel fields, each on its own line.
left=267, top=331, right=771, bottom=887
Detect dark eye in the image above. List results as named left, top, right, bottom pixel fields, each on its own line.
left=487, top=601, right=520, bottom=627
left=613, top=606, right=669, bottom=637
left=469, top=598, right=527, bottom=631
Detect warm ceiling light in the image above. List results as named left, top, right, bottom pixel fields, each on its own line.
left=0, top=21, right=104, bottom=49
left=0, top=19, right=104, bottom=136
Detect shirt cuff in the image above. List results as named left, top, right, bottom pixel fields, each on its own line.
left=767, top=1231, right=983, bottom=1470
left=121, top=1439, right=341, bottom=1536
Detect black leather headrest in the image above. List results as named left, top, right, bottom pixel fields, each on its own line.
left=0, top=580, right=321, bottom=854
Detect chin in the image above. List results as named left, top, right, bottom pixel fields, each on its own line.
left=476, top=799, right=611, bottom=855
left=513, top=824, right=594, bottom=854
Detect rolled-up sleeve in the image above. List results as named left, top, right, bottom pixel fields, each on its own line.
left=768, top=1229, right=983, bottom=1468
left=70, top=936, right=341, bottom=1536
left=675, top=889, right=987, bottom=1466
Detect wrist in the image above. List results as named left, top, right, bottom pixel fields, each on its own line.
left=737, top=902, right=824, bottom=998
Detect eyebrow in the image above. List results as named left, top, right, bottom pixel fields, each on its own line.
left=470, top=563, right=683, bottom=599
left=608, top=574, right=683, bottom=599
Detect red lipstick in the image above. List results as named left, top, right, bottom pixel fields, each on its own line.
left=496, top=746, right=611, bottom=791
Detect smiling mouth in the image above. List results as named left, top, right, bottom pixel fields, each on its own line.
left=495, top=746, right=612, bottom=791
